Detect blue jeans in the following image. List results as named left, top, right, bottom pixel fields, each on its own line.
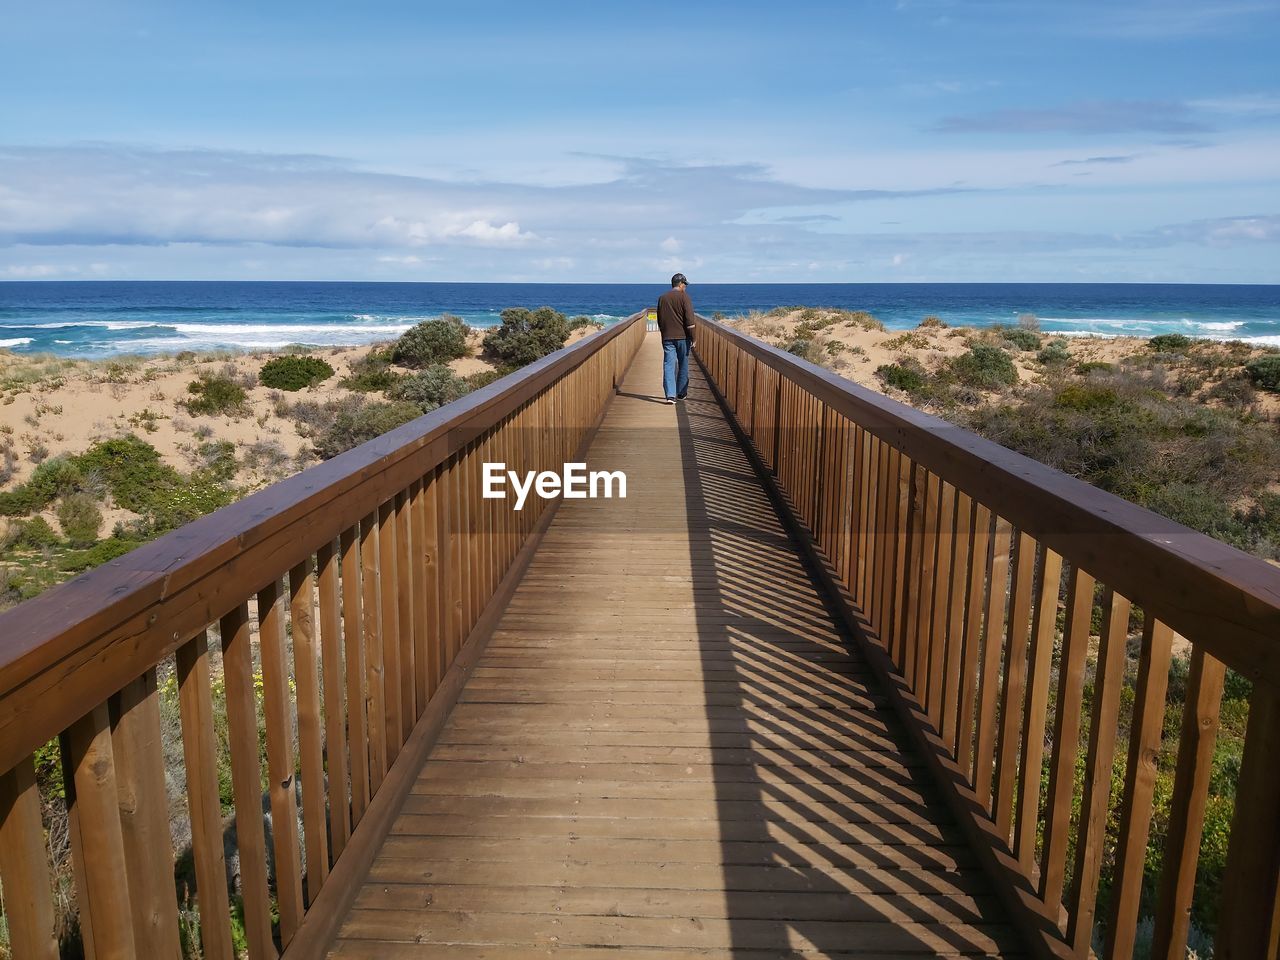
left=662, top=338, right=690, bottom=399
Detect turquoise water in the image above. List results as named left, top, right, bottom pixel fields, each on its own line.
left=1, top=281, right=1277, bottom=358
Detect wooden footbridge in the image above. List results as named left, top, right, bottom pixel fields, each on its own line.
left=1, top=313, right=1278, bottom=958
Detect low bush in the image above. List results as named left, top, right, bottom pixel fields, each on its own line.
left=194, top=440, right=238, bottom=481
left=392, top=316, right=469, bottom=368
left=876, top=362, right=926, bottom=394
left=465, top=369, right=505, bottom=390
left=56, top=493, right=103, bottom=546
left=482, top=307, right=570, bottom=368
left=1149, top=333, right=1192, bottom=352
left=996, top=326, right=1042, bottom=351
left=950, top=345, right=1018, bottom=389
left=78, top=435, right=182, bottom=513
left=882, top=332, right=929, bottom=351
left=1037, top=340, right=1071, bottom=366
left=1244, top=354, right=1280, bottom=392
left=568, top=315, right=604, bottom=331
left=1207, top=375, right=1257, bottom=408
left=390, top=365, right=470, bottom=412
left=1077, top=360, right=1114, bottom=375
left=58, top=536, right=139, bottom=572
left=184, top=374, right=249, bottom=416
left=259, top=355, right=334, bottom=391
left=1054, top=383, right=1121, bottom=412
left=9, top=515, right=59, bottom=548
left=311, top=398, right=423, bottom=460
left=918, top=315, right=947, bottom=329
left=146, top=474, right=237, bottom=534
left=341, top=349, right=403, bottom=392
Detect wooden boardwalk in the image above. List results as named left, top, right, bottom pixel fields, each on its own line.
left=330, top=333, right=1026, bottom=958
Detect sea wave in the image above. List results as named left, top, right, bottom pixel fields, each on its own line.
left=0, top=337, right=33, bottom=347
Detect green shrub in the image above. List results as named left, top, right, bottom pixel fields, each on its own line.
left=392, top=316, right=469, bottom=368
left=0, top=486, right=40, bottom=516
left=341, top=350, right=403, bottom=393
left=876, top=363, right=926, bottom=394
left=1077, top=360, right=1114, bottom=375
left=258, top=355, right=334, bottom=391
left=78, top=435, right=182, bottom=513
left=25, top=456, right=86, bottom=504
left=1037, top=340, right=1071, bottom=366
left=1054, top=383, right=1121, bottom=412
left=184, top=374, right=249, bottom=416
left=57, top=493, right=103, bottom=546
left=146, top=474, right=237, bottom=534
left=195, top=440, right=238, bottom=481
left=1244, top=354, right=1280, bottom=392
left=389, top=365, right=469, bottom=412
left=10, top=515, right=59, bottom=548
left=58, top=536, right=139, bottom=572
left=465, top=369, right=505, bottom=390
left=312, top=399, right=423, bottom=460
left=1207, top=375, right=1257, bottom=408
left=482, top=307, right=571, bottom=368
left=951, top=345, right=1018, bottom=389
left=918, top=315, right=947, bottom=329
left=1148, top=333, right=1192, bottom=352
left=568, top=315, right=604, bottom=331
left=784, top=337, right=813, bottom=358
left=996, top=326, right=1042, bottom=351
left=882, top=332, right=929, bottom=351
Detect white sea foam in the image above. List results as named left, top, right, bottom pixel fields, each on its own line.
left=0, top=337, right=33, bottom=347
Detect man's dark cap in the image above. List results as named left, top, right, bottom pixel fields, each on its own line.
left=671, top=273, right=688, bottom=286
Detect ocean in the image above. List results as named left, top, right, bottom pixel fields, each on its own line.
left=1, top=281, right=1277, bottom=358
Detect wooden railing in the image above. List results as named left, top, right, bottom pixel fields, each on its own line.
left=696, top=316, right=1280, bottom=960
left=0, top=312, right=645, bottom=959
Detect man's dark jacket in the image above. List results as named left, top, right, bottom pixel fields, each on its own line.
left=656, top=288, right=696, bottom=341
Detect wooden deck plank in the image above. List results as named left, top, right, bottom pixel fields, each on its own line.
left=330, top=332, right=1023, bottom=957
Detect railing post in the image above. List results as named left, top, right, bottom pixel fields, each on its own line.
left=1216, top=684, right=1280, bottom=959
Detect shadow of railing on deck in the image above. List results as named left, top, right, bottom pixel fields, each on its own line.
left=676, top=360, right=1021, bottom=955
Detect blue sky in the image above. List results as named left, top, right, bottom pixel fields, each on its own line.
left=1, top=0, right=1278, bottom=282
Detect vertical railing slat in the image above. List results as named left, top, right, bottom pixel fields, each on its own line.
left=0, top=755, right=59, bottom=959
left=316, top=540, right=351, bottom=859
left=1040, top=566, right=1096, bottom=911
left=1013, top=546, right=1064, bottom=872
left=939, top=491, right=974, bottom=754
left=360, top=511, right=387, bottom=790
left=289, top=558, right=330, bottom=902
left=377, top=499, right=403, bottom=763
left=176, top=631, right=235, bottom=960
left=992, top=531, right=1037, bottom=841
left=973, top=518, right=1013, bottom=806
left=257, top=578, right=305, bottom=945
left=1105, top=617, right=1175, bottom=959
left=954, top=504, right=992, bottom=774
left=1151, top=648, right=1226, bottom=958
left=1216, top=685, right=1280, bottom=958
left=340, top=526, right=370, bottom=825
left=394, top=490, right=416, bottom=737
left=219, top=603, right=276, bottom=959
left=62, top=702, right=137, bottom=959
left=110, top=669, right=182, bottom=956
left=1066, top=587, right=1132, bottom=955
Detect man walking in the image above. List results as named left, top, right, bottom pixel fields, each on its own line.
left=656, top=273, right=696, bottom=403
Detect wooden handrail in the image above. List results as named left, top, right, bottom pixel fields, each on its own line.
left=0, top=311, right=646, bottom=958
left=695, top=314, right=1280, bottom=960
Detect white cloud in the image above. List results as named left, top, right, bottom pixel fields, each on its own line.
left=1, top=263, right=61, bottom=277
left=660, top=236, right=681, bottom=253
